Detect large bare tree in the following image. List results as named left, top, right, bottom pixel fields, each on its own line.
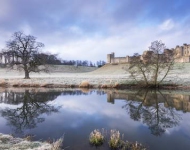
left=3, top=31, right=48, bottom=79
left=129, top=40, right=176, bottom=88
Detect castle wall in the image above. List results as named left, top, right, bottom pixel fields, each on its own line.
left=183, top=56, right=190, bottom=62
left=107, top=43, right=190, bottom=64
left=175, top=57, right=184, bottom=63
left=107, top=52, right=129, bottom=64
left=111, top=57, right=128, bottom=63
left=175, top=56, right=190, bottom=62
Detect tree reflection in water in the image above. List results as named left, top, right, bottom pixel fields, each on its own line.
left=122, top=90, right=181, bottom=136
left=0, top=89, right=185, bottom=137
left=0, top=90, right=62, bottom=134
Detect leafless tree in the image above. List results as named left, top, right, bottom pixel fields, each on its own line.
left=3, top=31, right=49, bottom=79
left=129, top=40, right=176, bottom=88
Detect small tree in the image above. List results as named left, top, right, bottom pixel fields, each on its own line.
left=129, top=40, right=176, bottom=88
left=3, top=31, right=48, bottom=79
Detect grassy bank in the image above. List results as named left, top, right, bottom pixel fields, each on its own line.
left=0, top=133, right=63, bottom=150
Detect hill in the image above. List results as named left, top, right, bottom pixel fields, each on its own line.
left=0, top=65, right=97, bottom=79
left=90, top=62, right=190, bottom=76
left=47, top=65, right=97, bottom=73
left=89, top=63, right=129, bottom=75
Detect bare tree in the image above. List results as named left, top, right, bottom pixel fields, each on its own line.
left=3, top=31, right=49, bottom=79
left=129, top=40, right=176, bottom=88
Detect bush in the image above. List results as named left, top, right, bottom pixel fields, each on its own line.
left=89, top=129, right=147, bottom=150
left=89, top=129, right=104, bottom=146
left=109, top=129, right=122, bottom=149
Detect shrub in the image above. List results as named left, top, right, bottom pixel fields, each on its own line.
left=89, top=129, right=147, bottom=150
left=89, top=129, right=104, bottom=146
left=109, top=129, right=122, bottom=149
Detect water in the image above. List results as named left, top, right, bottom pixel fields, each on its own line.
left=0, top=88, right=190, bottom=150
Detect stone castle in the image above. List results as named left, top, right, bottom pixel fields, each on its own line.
left=107, top=43, right=190, bottom=64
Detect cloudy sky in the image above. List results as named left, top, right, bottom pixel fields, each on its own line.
left=0, top=0, right=190, bottom=62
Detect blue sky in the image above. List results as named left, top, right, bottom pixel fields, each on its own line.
left=0, top=0, right=190, bottom=62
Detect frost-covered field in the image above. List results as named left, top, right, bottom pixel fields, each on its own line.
left=0, top=63, right=190, bottom=87
left=0, top=65, right=128, bottom=87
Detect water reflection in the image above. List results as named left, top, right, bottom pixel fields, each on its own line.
left=0, top=88, right=189, bottom=149
left=108, top=90, right=184, bottom=136
left=59, top=89, right=105, bottom=95
left=0, top=90, right=62, bottom=133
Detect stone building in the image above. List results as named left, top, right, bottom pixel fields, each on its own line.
left=175, top=44, right=190, bottom=62
left=107, top=52, right=132, bottom=64
left=107, top=43, right=190, bottom=64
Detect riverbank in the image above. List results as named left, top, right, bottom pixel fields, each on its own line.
left=0, top=133, right=63, bottom=150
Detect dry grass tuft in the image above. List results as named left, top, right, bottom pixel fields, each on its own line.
left=0, top=79, right=7, bottom=87
left=112, top=82, right=119, bottom=88
left=24, top=134, right=34, bottom=141
left=51, top=138, right=63, bottom=150
left=89, top=129, right=147, bottom=150
left=101, top=84, right=108, bottom=88
left=79, top=80, right=91, bottom=88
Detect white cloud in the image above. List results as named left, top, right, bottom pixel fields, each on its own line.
left=0, top=1, right=190, bottom=63
left=2, top=21, right=190, bottom=63
left=159, top=19, right=175, bottom=30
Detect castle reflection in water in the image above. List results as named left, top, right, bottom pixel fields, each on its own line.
left=0, top=89, right=190, bottom=113
left=107, top=90, right=190, bottom=112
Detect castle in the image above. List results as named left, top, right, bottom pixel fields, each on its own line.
left=107, top=43, right=190, bottom=64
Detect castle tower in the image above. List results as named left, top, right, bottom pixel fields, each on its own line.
left=174, top=45, right=183, bottom=58
left=107, top=54, right=111, bottom=63
left=183, top=43, right=189, bottom=56
left=126, top=55, right=129, bottom=62
left=107, top=52, right=115, bottom=63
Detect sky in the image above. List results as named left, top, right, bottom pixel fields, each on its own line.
left=0, top=0, right=190, bottom=62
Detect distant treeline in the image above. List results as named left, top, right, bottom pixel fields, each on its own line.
left=45, top=54, right=106, bottom=67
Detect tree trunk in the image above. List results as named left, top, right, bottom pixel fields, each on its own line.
left=24, top=67, right=30, bottom=79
